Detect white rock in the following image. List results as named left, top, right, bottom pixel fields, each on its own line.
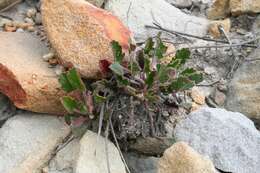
left=0, top=113, right=70, bottom=173
left=75, top=130, right=126, bottom=173
left=174, top=108, right=260, bottom=173
left=105, top=0, right=209, bottom=42
left=165, top=0, right=193, bottom=8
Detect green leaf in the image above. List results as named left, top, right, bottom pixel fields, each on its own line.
left=77, top=102, right=88, bottom=114
left=158, top=65, right=170, bottom=83
left=144, top=37, right=154, bottom=54
left=61, top=96, right=78, bottom=113
left=155, top=37, right=167, bottom=59
left=94, top=94, right=107, bottom=104
left=109, top=62, right=124, bottom=76
left=59, top=73, right=74, bottom=92
left=117, top=75, right=129, bottom=86
left=181, top=68, right=196, bottom=76
left=111, top=41, right=124, bottom=63
left=168, top=59, right=181, bottom=68
left=175, top=48, right=190, bottom=64
left=170, top=77, right=194, bottom=92
left=130, top=61, right=141, bottom=75
left=145, top=71, right=156, bottom=88
left=189, top=73, right=203, bottom=84
left=144, top=58, right=151, bottom=74
left=66, top=68, right=86, bottom=91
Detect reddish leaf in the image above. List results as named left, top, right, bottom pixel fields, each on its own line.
left=71, top=116, right=88, bottom=127
left=99, top=59, right=112, bottom=75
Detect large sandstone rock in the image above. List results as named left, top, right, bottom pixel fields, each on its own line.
left=0, top=0, right=21, bottom=11
left=174, top=108, right=260, bottom=173
left=42, top=0, right=131, bottom=79
left=158, top=142, right=217, bottom=173
left=0, top=32, right=66, bottom=114
left=230, top=0, right=260, bottom=15
left=225, top=49, right=260, bottom=121
left=75, top=130, right=126, bottom=173
left=105, top=0, right=210, bottom=42
left=0, top=113, right=70, bottom=173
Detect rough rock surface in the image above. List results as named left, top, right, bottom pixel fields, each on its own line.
left=75, top=130, right=126, bottom=173
left=0, top=113, right=70, bottom=173
left=208, top=18, right=231, bottom=38
left=105, top=0, right=209, bottom=42
left=86, top=0, right=104, bottom=7
left=165, top=0, right=193, bottom=8
left=225, top=48, right=260, bottom=121
left=42, top=0, right=131, bottom=78
left=0, top=32, right=66, bottom=114
left=48, top=139, right=80, bottom=173
left=0, top=0, right=21, bottom=11
left=174, top=108, right=260, bottom=173
left=207, top=0, right=230, bottom=20
left=230, top=0, right=260, bottom=15
left=158, top=142, right=217, bottom=173
left=125, top=153, right=159, bottom=173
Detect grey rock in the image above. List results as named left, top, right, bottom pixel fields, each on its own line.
left=174, top=108, right=260, bottom=173
left=225, top=48, right=260, bottom=121
left=105, top=0, right=209, bottom=42
left=165, top=0, right=193, bottom=8
left=49, top=139, right=80, bottom=173
left=0, top=94, right=16, bottom=126
left=129, top=137, right=175, bottom=155
left=124, top=153, right=159, bottom=173
left=0, top=113, right=71, bottom=173
left=75, top=130, right=126, bottom=173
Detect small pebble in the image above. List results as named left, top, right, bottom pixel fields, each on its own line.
left=26, top=8, right=37, bottom=18
left=42, top=52, right=54, bottom=61
left=16, top=28, right=24, bottom=32
left=34, top=13, right=42, bottom=25
left=24, top=17, right=35, bottom=25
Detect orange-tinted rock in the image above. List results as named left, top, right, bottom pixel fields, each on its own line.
left=42, top=0, right=131, bottom=78
left=0, top=32, right=66, bottom=114
left=208, top=18, right=231, bottom=38
left=207, top=0, right=230, bottom=20
left=230, top=0, right=260, bottom=16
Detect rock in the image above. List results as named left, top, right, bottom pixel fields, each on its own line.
left=86, top=0, right=104, bottom=7
left=207, top=0, right=230, bottom=20
left=208, top=18, right=231, bottom=38
left=174, top=108, right=260, bottom=173
left=0, top=94, right=15, bottom=126
left=190, top=87, right=206, bottom=105
left=252, top=15, right=260, bottom=35
left=49, top=139, right=80, bottom=173
left=129, top=137, right=175, bottom=155
left=0, top=17, right=11, bottom=27
left=225, top=48, right=260, bottom=121
left=165, top=0, right=193, bottom=8
left=42, top=0, right=131, bottom=79
left=105, top=0, right=210, bottom=42
left=158, top=142, right=217, bottom=173
left=124, top=153, right=159, bottom=173
left=209, top=88, right=226, bottom=106
left=75, top=130, right=126, bottom=173
left=0, top=32, right=66, bottom=114
left=0, top=0, right=21, bottom=11
left=230, top=0, right=260, bottom=16
left=0, top=113, right=70, bottom=173
left=34, top=12, right=42, bottom=25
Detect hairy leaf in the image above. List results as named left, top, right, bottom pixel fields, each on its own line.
left=59, top=73, right=74, bottom=92
left=109, top=62, right=125, bottom=76
left=155, top=37, right=167, bottom=59
left=146, top=71, right=156, bottom=88
left=170, top=77, right=194, bottom=91
left=61, top=96, right=78, bottom=113
left=66, top=68, right=86, bottom=91
left=175, top=48, right=190, bottom=64
left=144, top=37, right=154, bottom=54
left=111, top=41, right=124, bottom=63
